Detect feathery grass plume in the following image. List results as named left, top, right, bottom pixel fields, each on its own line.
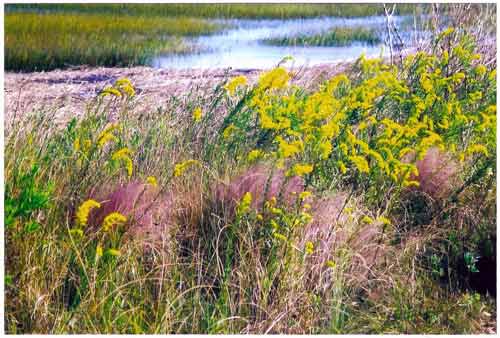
left=88, top=181, right=176, bottom=242
left=215, top=166, right=304, bottom=215
left=403, top=147, right=460, bottom=199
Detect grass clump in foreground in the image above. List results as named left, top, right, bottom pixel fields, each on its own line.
left=5, top=28, right=496, bottom=333
left=263, top=27, right=381, bottom=47
left=5, top=12, right=222, bottom=72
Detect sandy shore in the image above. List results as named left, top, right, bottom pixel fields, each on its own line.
left=4, top=62, right=350, bottom=124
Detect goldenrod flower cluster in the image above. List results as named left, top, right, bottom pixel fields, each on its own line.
left=224, top=75, right=247, bottom=96
left=173, top=159, right=200, bottom=177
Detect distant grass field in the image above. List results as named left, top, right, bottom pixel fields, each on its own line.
left=5, top=12, right=222, bottom=72
left=6, top=3, right=419, bottom=19
left=263, top=27, right=381, bottom=47
left=5, top=3, right=421, bottom=72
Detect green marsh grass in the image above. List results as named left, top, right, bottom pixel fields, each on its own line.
left=6, top=3, right=419, bottom=19
left=5, top=13, right=222, bottom=72
left=263, top=27, right=381, bottom=47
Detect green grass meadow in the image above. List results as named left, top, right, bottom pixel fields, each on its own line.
left=263, top=27, right=381, bottom=47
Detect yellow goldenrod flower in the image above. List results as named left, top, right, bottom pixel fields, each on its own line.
left=100, top=86, right=122, bottom=97
left=305, top=241, right=314, bottom=255
left=326, top=260, right=336, bottom=269
left=73, top=138, right=80, bottom=152
left=256, top=214, right=263, bottom=221
left=102, top=212, right=127, bottom=232
left=192, top=107, right=202, bottom=122
left=146, top=176, right=158, bottom=187
left=273, top=232, right=288, bottom=242
left=288, top=163, right=314, bottom=177
left=361, top=215, right=374, bottom=224
left=97, top=123, right=120, bottom=146
left=247, top=149, right=263, bottom=162
left=299, top=191, right=312, bottom=200
left=276, top=136, right=303, bottom=158
left=403, top=180, right=420, bottom=188
left=76, top=199, right=101, bottom=226
left=300, top=212, right=313, bottom=224
left=466, top=144, right=489, bottom=157
left=377, top=216, right=392, bottom=226
left=96, top=244, right=103, bottom=258
left=223, top=124, right=237, bottom=139
left=224, top=75, right=247, bottom=95
left=258, top=67, right=290, bottom=90
left=237, top=192, right=252, bottom=216
left=173, top=159, right=200, bottom=177
left=112, top=147, right=134, bottom=177
left=349, top=155, right=370, bottom=174
left=69, top=229, right=84, bottom=237
left=115, top=78, right=135, bottom=97
left=319, top=141, right=333, bottom=159
left=338, top=161, right=347, bottom=174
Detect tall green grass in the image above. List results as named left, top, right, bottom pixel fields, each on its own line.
left=5, top=13, right=222, bottom=72
left=263, top=27, right=381, bottom=47
left=6, top=3, right=420, bottom=19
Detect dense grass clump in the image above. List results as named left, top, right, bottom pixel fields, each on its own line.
left=263, top=27, right=381, bottom=47
left=5, top=13, right=222, bottom=72
left=5, top=28, right=496, bottom=333
left=6, top=3, right=419, bottom=19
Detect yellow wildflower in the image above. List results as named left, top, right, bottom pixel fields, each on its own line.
left=361, top=215, right=373, bottom=224
left=192, top=107, right=202, bottom=122
left=248, top=149, right=263, bottom=162
left=319, top=141, right=333, bottom=159
left=102, top=212, right=127, bottom=232
left=97, top=123, right=120, bottom=148
left=237, top=192, right=252, bottom=216
left=305, top=241, right=314, bottom=255
left=223, top=124, right=237, bottom=139
left=112, top=147, right=133, bottom=177
left=273, top=232, right=288, bottom=242
left=96, top=244, right=103, bottom=258
left=258, top=67, right=290, bottom=90
left=100, top=86, right=122, bottom=97
left=349, top=155, right=370, bottom=173
left=76, top=199, right=101, bottom=226
left=73, top=138, right=80, bottom=152
left=69, top=229, right=84, bottom=237
left=377, top=216, right=392, bottom=225
left=173, top=159, right=200, bottom=177
left=288, top=163, right=314, bottom=177
left=299, top=191, right=312, bottom=200
left=276, top=136, right=303, bottom=158
left=146, top=176, right=157, bottom=187
left=224, top=75, right=247, bottom=95
left=115, top=78, right=135, bottom=97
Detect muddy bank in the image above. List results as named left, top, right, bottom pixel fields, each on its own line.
left=4, top=62, right=350, bottom=125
